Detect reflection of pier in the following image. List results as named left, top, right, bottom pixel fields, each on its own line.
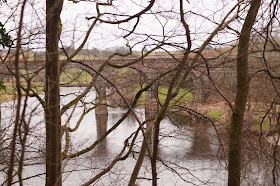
left=168, top=114, right=223, bottom=158
left=190, top=129, right=212, bottom=156
left=96, top=113, right=108, bottom=139
left=95, top=112, right=108, bottom=155
left=188, top=122, right=226, bottom=159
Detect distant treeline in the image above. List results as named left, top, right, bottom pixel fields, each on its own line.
left=33, top=46, right=137, bottom=60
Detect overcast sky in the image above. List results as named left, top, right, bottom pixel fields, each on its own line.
left=0, top=0, right=240, bottom=52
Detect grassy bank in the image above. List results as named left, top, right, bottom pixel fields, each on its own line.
left=0, top=82, right=44, bottom=103
left=135, top=86, right=193, bottom=108
left=158, top=86, right=193, bottom=105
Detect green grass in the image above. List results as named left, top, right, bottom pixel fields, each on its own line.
left=251, top=115, right=273, bottom=132
left=135, top=87, right=146, bottom=107
left=0, top=82, right=18, bottom=102
left=60, top=68, right=93, bottom=86
left=59, top=55, right=97, bottom=61
left=251, top=121, right=270, bottom=131
left=158, top=86, right=193, bottom=105
left=208, top=109, right=226, bottom=120
left=134, top=86, right=193, bottom=108
left=0, top=82, right=44, bottom=103
left=0, top=93, right=15, bottom=103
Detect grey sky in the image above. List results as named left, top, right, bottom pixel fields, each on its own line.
left=1, top=0, right=240, bottom=52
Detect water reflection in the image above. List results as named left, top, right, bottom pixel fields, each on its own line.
left=96, top=113, right=108, bottom=139
left=189, top=128, right=212, bottom=157
left=168, top=113, right=226, bottom=160
left=1, top=88, right=278, bottom=185
left=95, top=112, right=108, bottom=155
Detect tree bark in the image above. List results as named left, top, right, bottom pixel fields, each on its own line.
left=228, top=1, right=261, bottom=186
left=128, top=81, right=158, bottom=186
left=7, top=0, right=27, bottom=184
left=45, top=0, right=63, bottom=185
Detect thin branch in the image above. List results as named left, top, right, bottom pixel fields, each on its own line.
left=86, top=0, right=155, bottom=25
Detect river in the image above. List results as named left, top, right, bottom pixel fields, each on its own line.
left=0, top=87, right=277, bottom=185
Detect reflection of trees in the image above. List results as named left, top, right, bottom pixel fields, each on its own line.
left=2, top=0, right=280, bottom=185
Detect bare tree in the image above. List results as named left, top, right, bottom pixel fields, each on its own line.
left=45, top=0, right=63, bottom=185
left=228, top=1, right=261, bottom=185
left=6, top=0, right=27, bottom=185
left=2, top=0, right=280, bottom=186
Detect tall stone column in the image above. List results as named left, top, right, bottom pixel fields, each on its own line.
left=190, top=70, right=210, bottom=106
left=144, top=72, right=159, bottom=150
left=95, top=77, right=108, bottom=115
left=145, top=80, right=159, bottom=122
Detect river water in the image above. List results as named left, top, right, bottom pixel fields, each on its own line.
left=0, top=87, right=277, bottom=185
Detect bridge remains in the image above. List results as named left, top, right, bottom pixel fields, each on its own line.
left=0, top=57, right=217, bottom=104
left=1, top=55, right=278, bottom=108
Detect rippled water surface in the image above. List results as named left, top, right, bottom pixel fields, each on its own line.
left=0, top=87, right=273, bottom=185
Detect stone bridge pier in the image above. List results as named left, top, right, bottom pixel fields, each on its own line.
left=95, top=77, right=108, bottom=115
left=143, top=72, right=159, bottom=123
left=190, top=70, right=211, bottom=105
left=93, top=64, right=160, bottom=137
left=129, top=67, right=159, bottom=120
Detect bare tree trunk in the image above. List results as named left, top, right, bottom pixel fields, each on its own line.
left=0, top=103, right=1, bottom=126
left=128, top=126, right=152, bottom=186
left=128, top=80, right=158, bottom=186
left=45, top=0, right=63, bottom=185
left=228, top=1, right=261, bottom=185
left=7, top=0, right=27, bottom=184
